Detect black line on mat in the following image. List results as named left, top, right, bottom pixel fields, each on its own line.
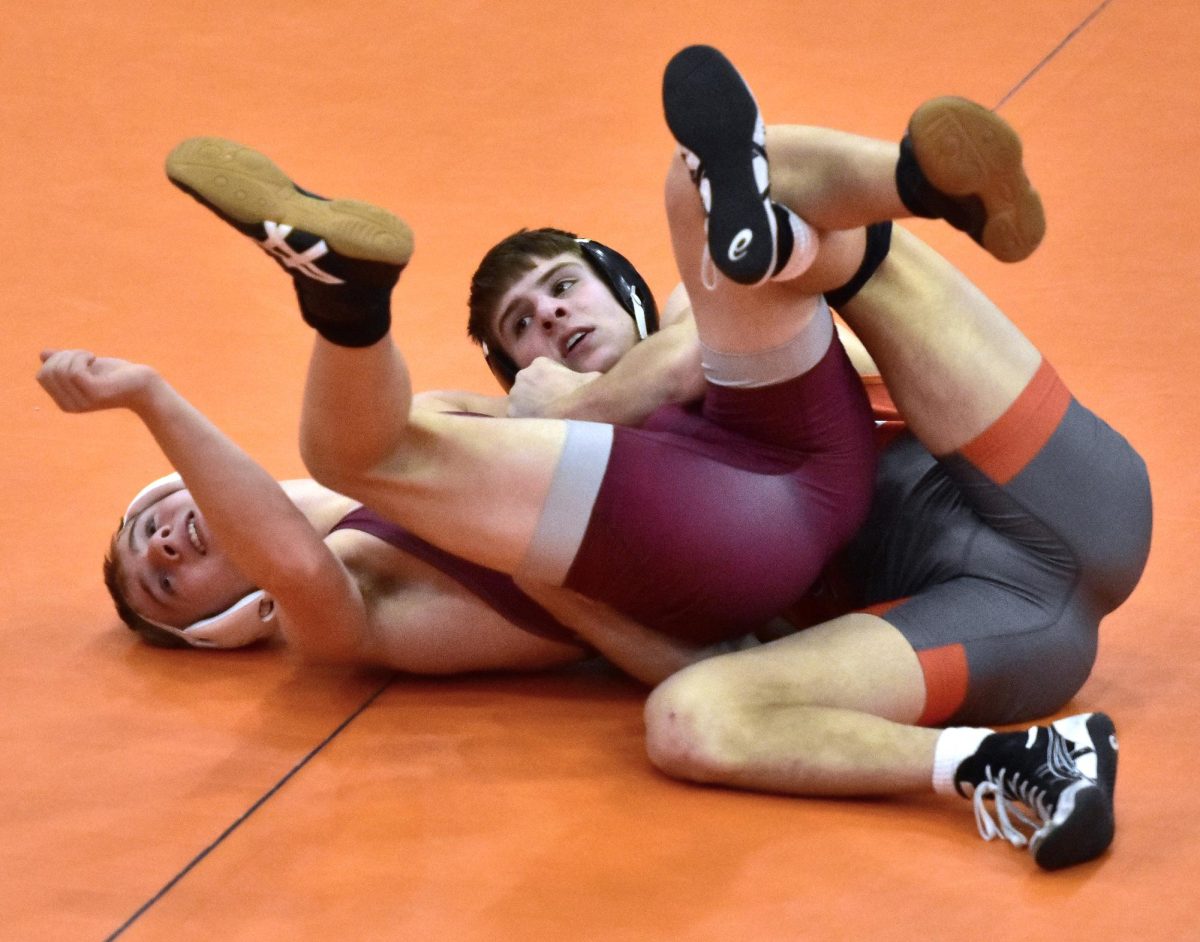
left=103, top=674, right=397, bottom=941
left=995, top=0, right=1115, bottom=109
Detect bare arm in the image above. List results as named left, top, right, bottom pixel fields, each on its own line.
left=37, top=349, right=372, bottom=661
left=507, top=283, right=706, bottom=424
left=515, top=577, right=760, bottom=686
left=417, top=293, right=875, bottom=424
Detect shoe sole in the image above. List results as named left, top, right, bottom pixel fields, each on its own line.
left=662, top=45, right=776, bottom=285
left=1031, top=780, right=1115, bottom=871
left=908, top=97, right=1045, bottom=263
left=165, top=137, right=413, bottom=266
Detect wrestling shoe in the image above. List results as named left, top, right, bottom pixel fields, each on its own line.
left=662, top=45, right=815, bottom=287
left=954, top=712, right=1117, bottom=871
left=898, top=96, right=1045, bottom=263
left=166, top=137, right=413, bottom=346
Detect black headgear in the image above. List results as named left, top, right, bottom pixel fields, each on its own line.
left=482, top=238, right=659, bottom=390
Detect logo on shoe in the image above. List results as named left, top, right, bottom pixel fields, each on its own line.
left=259, top=221, right=345, bottom=285
left=727, top=229, right=754, bottom=262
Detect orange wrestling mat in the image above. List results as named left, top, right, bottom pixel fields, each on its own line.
left=3, top=1, right=1197, bottom=938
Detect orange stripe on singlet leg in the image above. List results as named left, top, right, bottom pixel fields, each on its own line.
left=863, top=600, right=968, bottom=726
left=916, top=644, right=969, bottom=727
left=957, top=359, right=1071, bottom=485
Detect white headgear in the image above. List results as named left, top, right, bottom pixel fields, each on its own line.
left=122, top=472, right=277, bottom=649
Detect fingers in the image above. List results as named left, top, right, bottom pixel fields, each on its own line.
left=35, top=349, right=99, bottom=412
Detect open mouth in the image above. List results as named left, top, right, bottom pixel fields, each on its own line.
left=186, top=512, right=208, bottom=555
left=563, top=329, right=591, bottom=359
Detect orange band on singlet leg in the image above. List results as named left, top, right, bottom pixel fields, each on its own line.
left=865, top=599, right=967, bottom=726
left=862, top=597, right=906, bottom=617
left=957, top=359, right=1071, bottom=485
left=916, top=644, right=969, bottom=726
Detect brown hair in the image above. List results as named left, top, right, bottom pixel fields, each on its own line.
left=467, top=227, right=583, bottom=354
left=102, top=532, right=189, bottom=649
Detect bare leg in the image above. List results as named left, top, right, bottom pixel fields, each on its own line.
left=766, top=125, right=906, bottom=230
left=759, top=114, right=1045, bottom=454
left=299, top=338, right=577, bottom=576
left=659, top=49, right=844, bottom=356
left=664, top=156, right=841, bottom=355
left=167, top=137, right=575, bottom=575
left=645, top=614, right=937, bottom=795
left=839, top=227, right=1041, bottom=455
left=645, top=607, right=1119, bottom=871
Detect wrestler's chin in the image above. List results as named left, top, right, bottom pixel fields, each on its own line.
left=571, top=343, right=622, bottom=376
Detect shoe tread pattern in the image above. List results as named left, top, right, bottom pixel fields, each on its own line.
left=908, top=98, right=1045, bottom=263
left=165, top=137, right=412, bottom=266
left=662, top=45, right=777, bottom=285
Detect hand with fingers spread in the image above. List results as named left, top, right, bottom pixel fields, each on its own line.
left=37, top=349, right=160, bottom=415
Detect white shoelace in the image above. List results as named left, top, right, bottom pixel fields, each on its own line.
left=971, top=771, right=1052, bottom=848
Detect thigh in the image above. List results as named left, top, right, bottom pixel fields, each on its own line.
left=882, top=575, right=1100, bottom=727
left=561, top=419, right=873, bottom=643
left=947, top=397, right=1152, bottom=610
left=344, top=409, right=572, bottom=576
left=674, top=613, right=928, bottom=723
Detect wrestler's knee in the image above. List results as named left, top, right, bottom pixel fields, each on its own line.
left=301, top=410, right=437, bottom=495
left=299, top=435, right=374, bottom=496
left=644, top=660, right=756, bottom=783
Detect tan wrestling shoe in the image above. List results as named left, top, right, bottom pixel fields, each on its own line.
left=900, top=96, right=1046, bottom=263
left=166, top=136, right=413, bottom=345
left=166, top=136, right=412, bottom=270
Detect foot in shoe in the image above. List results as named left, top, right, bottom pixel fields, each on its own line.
left=1051, top=711, right=1119, bottom=801
left=662, top=45, right=779, bottom=286
left=165, top=136, right=413, bottom=288
left=904, top=97, right=1045, bottom=263
left=954, top=713, right=1116, bottom=870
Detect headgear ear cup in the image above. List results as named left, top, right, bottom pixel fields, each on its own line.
left=575, top=239, right=660, bottom=338
left=481, top=339, right=522, bottom=392
left=121, top=473, right=277, bottom=649
left=157, top=590, right=277, bottom=649
left=484, top=238, right=659, bottom=390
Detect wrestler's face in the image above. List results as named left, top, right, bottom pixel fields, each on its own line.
left=112, top=489, right=254, bottom=629
left=491, top=252, right=638, bottom=375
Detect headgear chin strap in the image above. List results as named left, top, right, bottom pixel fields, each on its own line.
left=122, top=472, right=277, bottom=650
left=483, top=237, right=659, bottom=390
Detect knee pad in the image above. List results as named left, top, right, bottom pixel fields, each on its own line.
left=826, top=221, right=893, bottom=310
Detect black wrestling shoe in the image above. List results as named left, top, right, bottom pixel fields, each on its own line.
left=662, top=45, right=811, bottom=287
left=1051, top=711, right=1119, bottom=801
left=897, top=97, right=1045, bottom=263
left=166, top=137, right=413, bottom=346
left=954, top=712, right=1117, bottom=871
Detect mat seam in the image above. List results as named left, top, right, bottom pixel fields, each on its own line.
left=102, top=674, right=398, bottom=941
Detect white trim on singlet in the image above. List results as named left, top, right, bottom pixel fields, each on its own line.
left=516, top=420, right=613, bottom=586
left=700, top=296, right=832, bottom=388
